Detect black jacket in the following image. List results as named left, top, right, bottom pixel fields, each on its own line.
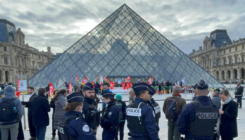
left=32, top=94, right=50, bottom=127
left=235, top=86, right=243, bottom=98
left=220, top=100, right=238, bottom=139
left=22, top=93, right=37, bottom=116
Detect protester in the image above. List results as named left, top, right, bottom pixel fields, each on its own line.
left=235, top=83, right=243, bottom=108
left=163, top=86, right=186, bottom=140
left=58, top=93, right=96, bottom=139
left=100, top=92, right=119, bottom=140
left=53, top=89, right=67, bottom=140
left=21, top=86, right=37, bottom=140
left=115, top=94, right=126, bottom=140
left=50, top=90, right=59, bottom=139
left=129, top=88, right=135, bottom=104
left=218, top=90, right=238, bottom=140
left=211, top=88, right=221, bottom=109
left=159, top=83, right=162, bottom=95
left=0, top=86, right=23, bottom=140
left=32, top=88, right=50, bottom=140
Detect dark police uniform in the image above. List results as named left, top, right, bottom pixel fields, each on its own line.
left=58, top=93, right=96, bottom=140
left=147, top=86, right=161, bottom=126
left=177, top=80, right=219, bottom=140
left=100, top=92, right=120, bottom=140
left=126, top=83, right=159, bottom=140
left=82, top=83, right=100, bottom=133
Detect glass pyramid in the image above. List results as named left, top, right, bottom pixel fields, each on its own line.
left=29, top=4, right=224, bottom=90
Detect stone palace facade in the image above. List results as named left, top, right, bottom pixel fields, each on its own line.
left=0, top=19, right=55, bottom=83
left=189, top=29, right=245, bottom=83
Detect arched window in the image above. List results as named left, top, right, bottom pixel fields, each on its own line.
left=5, top=71, right=9, bottom=82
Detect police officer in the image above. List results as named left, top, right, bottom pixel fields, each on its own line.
left=147, top=85, right=161, bottom=126
left=177, top=79, right=219, bottom=140
left=58, top=93, right=96, bottom=140
left=126, top=83, right=159, bottom=140
left=82, top=82, right=100, bottom=135
left=100, top=92, right=119, bottom=140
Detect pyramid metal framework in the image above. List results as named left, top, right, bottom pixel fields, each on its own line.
left=29, top=4, right=223, bottom=89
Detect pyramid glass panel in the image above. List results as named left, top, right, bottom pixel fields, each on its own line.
left=29, top=4, right=224, bottom=89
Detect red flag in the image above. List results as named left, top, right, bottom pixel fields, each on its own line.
left=17, top=79, right=20, bottom=91
left=126, top=82, right=130, bottom=90
left=75, top=75, right=79, bottom=83
left=110, top=81, right=114, bottom=89
left=49, top=82, right=55, bottom=99
left=126, top=76, right=131, bottom=81
left=68, top=81, right=72, bottom=94
left=92, top=81, right=95, bottom=88
left=81, top=77, right=87, bottom=85
left=122, top=81, right=126, bottom=90
left=16, top=92, right=21, bottom=97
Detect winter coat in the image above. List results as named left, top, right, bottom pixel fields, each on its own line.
left=211, top=95, right=221, bottom=109
left=53, top=94, right=67, bottom=129
left=163, top=94, right=186, bottom=114
left=235, top=86, right=243, bottom=98
left=32, top=94, right=50, bottom=127
left=220, top=100, right=238, bottom=139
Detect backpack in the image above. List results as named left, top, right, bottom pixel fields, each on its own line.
left=165, top=97, right=179, bottom=121
left=0, top=98, right=18, bottom=122
left=116, top=101, right=123, bottom=120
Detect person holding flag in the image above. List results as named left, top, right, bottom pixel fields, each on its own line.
left=75, top=75, right=79, bottom=83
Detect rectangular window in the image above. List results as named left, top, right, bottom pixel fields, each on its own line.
left=4, top=57, right=8, bottom=65
left=224, top=50, right=225, bottom=54
left=38, top=64, right=42, bottom=70
left=243, top=45, right=245, bottom=50
left=38, top=56, right=41, bottom=59
left=235, top=57, right=237, bottom=63
left=4, top=47, right=7, bottom=51
left=235, top=47, right=237, bottom=51
left=216, top=60, right=219, bottom=66
left=216, top=51, right=219, bottom=55
left=229, top=48, right=231, bottom=52
left=242, top=55, right=244, bottom=63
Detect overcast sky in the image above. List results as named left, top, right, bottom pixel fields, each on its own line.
left=0, top=0, right=244, bottom=54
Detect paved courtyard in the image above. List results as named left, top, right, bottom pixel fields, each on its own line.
left=20, top=92, right=245, bottom=140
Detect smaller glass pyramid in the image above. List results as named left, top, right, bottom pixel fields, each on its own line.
left=29, top=4, right=224, bottom=90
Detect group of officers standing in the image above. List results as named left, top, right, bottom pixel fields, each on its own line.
left=57, top=79, right=235, bottom=140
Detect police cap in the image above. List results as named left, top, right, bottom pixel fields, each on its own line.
left=67, top=92, right=84, bottom=103
left=148, top=85, right=156, bottom=95
left=196, top=79, right=208, bottom=90
left=83, top=82, right=94, bottom=90
left=102, top=92, right=115, bottom=98
left=132, top=83, right=149, bottom=93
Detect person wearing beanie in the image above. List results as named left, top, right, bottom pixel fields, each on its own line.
left=0, top=86, right=23, bottom=140
left=0, top=91, right=5, bottom=98
left=115, top=94, right=126, bottom=140
left=58, top=92, right=96, bottom=140
left=100, top=92, right=119, bottom=140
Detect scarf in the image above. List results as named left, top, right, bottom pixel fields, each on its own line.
left=173, top=93, right=181, bottom=97
left=216, top=96, right=232, bottom=135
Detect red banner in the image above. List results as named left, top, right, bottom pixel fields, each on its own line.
left=68, top=81, right=72, bottom=94
left=75, top=75, right=79, bottom=83
left=17, top=79, right=20, bottom=91
left=81, top=77, right=87, bottom=85
left=49, top=82, right=55, bottom=99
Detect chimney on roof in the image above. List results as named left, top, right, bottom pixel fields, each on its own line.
left=199, top=46, right=202, bottom=51
left=192, top=49, right=195, bottom=53
left=47, top=46, right=51, bottom=53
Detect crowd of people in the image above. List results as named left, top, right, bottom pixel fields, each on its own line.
left=0, top=79, right=243, bottom=140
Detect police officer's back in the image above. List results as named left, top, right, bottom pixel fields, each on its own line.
left=100, top=92, right=119, bottom=140
left=58, top=93, right=96, bottom=140
left=147, top=86, right=161, bottom=126
left=177, top=80, right=219, bottom=140
left=126, top=83, right=159, bottom=140
left=82, top=83, right=100, bottom=134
